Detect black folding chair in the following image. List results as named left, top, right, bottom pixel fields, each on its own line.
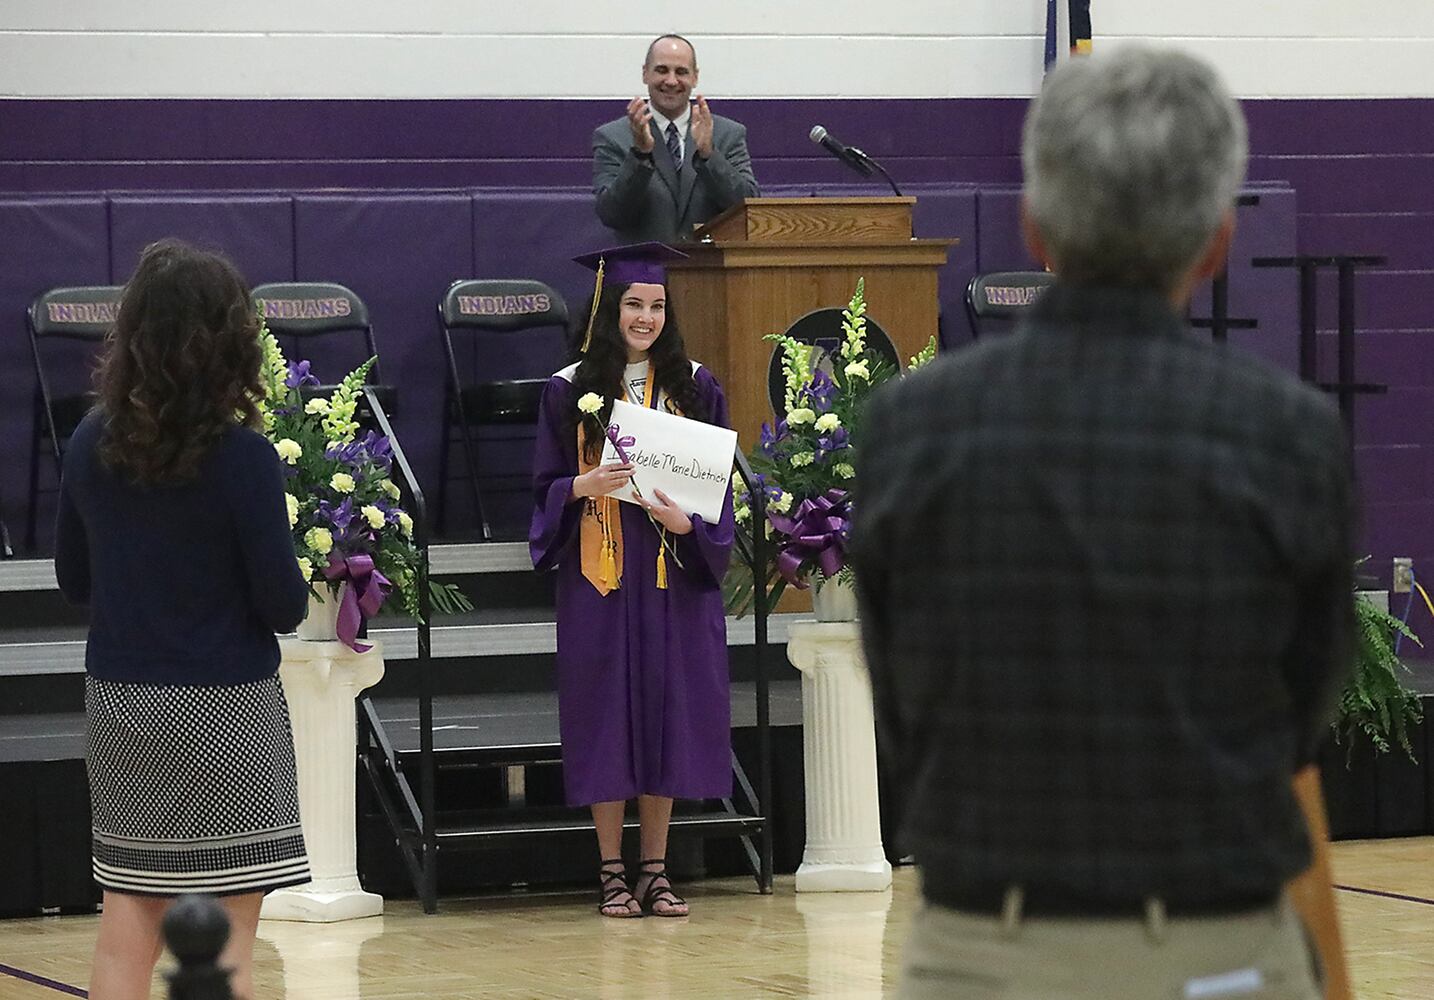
left=964, top=271, right=1056, bottom=339
left=437, top=279, right=569, bottom=540
left=251, top=282, right=396, bottom=422
left=26, top=285, right=122, bottom=551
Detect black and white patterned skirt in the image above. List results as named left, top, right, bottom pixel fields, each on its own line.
left=85, top=674, right=310, bottom=897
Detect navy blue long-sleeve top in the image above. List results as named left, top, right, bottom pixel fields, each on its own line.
left=55, top=409, right=311, bottom=686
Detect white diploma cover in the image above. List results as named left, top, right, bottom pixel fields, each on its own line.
left=599, top=399, right=738, bottom=524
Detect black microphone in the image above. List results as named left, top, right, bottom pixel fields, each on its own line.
left=809, top=125, right=874, bottom=177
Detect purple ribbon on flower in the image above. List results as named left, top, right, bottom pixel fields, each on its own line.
left=322, top=553, right=392, bottom=652
left=768, top=489, right=851, bottom=588
left=605, top=424, right=636, bottom=461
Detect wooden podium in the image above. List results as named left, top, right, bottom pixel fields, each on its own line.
left=668, top=197, right=956, bottom=448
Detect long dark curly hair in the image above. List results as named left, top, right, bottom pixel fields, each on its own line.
left=96, top=239, right=264, bottom=486
left=571, top=281, right=707, bottom=464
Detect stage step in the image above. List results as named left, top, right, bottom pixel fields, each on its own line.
left=0, top=542, right=556, bottom=656
left=0, top=681, right=802, bottom=765
left=0, top=541, right=797, bottom=688
left=0, top=612, right=802, bottom=679
left=370, top=682, right=801, bottom=762
left=430, top=808, right=764, bottom=849
left=0, top=541, right=535, bottom=594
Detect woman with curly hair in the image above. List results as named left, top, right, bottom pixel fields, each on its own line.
left=531, top=243, right=736, bottom=919
left=54, top=239, right=310, bottom=999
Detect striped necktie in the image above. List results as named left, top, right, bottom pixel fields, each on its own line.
left=665, top=121, right=683, bottom=169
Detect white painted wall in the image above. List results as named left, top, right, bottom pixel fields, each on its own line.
left=0, top=2, right=1429, bottom=99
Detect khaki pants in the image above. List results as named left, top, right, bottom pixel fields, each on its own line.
left=898, top=894, right=1322, bottom=1000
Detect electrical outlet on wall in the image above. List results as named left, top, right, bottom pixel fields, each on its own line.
left=1393, top=557, right=1413, bottom=593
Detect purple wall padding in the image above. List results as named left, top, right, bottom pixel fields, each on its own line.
left=975, top=184, right=1298, bottom=370
left=472, top=188, right=612, bottom=319
left=0, top=98, right=1030, bottom=193
left=0, top=198, right=110, bottom=539
left=3, top=95, right=1432, bottom=578
left=109, top=195, right=295, bottom=286
left=293, top=193, right=474, bottom=513
left=1193, top=185, right=1299, bottom=374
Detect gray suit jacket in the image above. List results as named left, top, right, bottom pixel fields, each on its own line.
left=592, top=112, right=760, bottom=244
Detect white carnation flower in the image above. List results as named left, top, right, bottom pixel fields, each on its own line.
left=361, top=504, right=386, bottom=530
left=814, top=413, right=841, bottom=433
left=305, top=527, right=333, bottom=555
left=285, top=493, right=299, bottom=527
left=274, top=439, right=302, bottom=464
left=786, top=407, right=816, bottom=426
left=577, top=392, right=605, bottom=415
left=330, top=473, right=356, bottom=494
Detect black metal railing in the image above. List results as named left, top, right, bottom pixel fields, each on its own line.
left=359, top=386, right=439, bottom=912
left=732, top=449, right=774, bottom=892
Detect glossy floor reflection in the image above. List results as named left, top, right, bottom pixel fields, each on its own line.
left=2, top=841, right=1432, bottom=998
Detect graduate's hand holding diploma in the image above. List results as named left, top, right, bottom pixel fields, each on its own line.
left=572, top=462, right=634, bottom=500
left=639, top=488, right=694, bottom=535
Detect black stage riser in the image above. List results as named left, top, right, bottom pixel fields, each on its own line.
left=0, top=726, right=807, bottom=916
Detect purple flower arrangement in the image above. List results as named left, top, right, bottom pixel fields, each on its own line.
left=256, top=321, right=469, bottom=647
left=727, top=279, right=935, bottom=612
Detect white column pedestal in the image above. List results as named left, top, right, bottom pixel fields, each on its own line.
left=261, top=637, right=385, bottom=923
left=787, top=621, right=892, bottom=892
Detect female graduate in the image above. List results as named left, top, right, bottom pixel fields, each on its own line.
left=530, top=242, right=736, bottom=918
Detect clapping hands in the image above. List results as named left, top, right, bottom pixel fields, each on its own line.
left=625, top=94, right=715, bottom=160
left=690, top=96, right=714, bottom=159
left=626, top=98, right=655, bottom=153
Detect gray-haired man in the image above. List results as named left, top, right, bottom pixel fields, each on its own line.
left=853, top=46, right=1351, bottom=1000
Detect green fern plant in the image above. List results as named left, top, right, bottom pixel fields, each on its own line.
left=1335, top=591, right=1424, bottom=762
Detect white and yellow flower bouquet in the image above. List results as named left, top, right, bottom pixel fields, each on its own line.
left=254, top=318, right=469, bottom=644
left=727, top=278, right=936, bottom=613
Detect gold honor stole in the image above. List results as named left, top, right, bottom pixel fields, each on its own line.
left=577, top=366, right=676, bottom=595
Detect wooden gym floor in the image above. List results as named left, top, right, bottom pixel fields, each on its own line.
left=0, top=838, right=1430, bottom=998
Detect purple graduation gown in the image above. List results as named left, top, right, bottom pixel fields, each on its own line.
left=529, top=365, right=736, bottom=806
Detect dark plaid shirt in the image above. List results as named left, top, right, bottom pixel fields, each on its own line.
left=853, top=284, right=1355, bottom=907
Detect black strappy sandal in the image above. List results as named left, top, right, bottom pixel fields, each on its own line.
left=635, top=858, right=688, bottom=917
left=598, top=859, right=642, bottom=918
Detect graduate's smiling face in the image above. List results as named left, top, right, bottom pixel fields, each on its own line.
left=619, top=283, right=666, bottom=360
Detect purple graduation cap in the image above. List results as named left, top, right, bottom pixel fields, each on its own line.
left=573, top=241, right=688, bottom=352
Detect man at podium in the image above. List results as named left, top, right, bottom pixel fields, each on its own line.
left=592, top=34, right=760, bottom=244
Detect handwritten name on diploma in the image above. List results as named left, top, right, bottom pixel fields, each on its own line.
left=600, top=399, right=737, bottom=523
left=625, top=448, right=730, bottom=484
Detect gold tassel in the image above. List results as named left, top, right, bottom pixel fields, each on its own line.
left=655, top=530, right=668, bottom=590
left=580, top=257, right=605, bottom=353
left=598, top=498, right=619, bottom=591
